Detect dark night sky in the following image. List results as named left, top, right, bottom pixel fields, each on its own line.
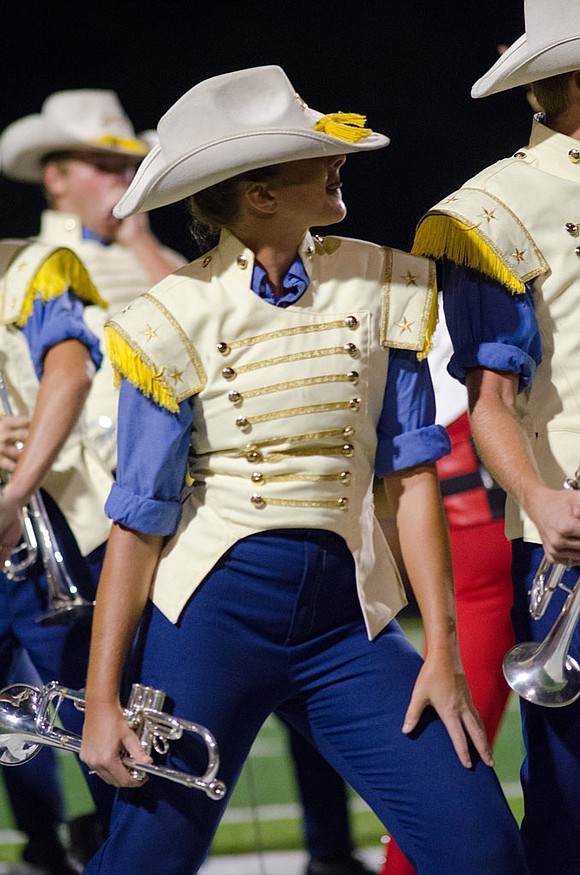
left=0, top=1, right=530, bottom=260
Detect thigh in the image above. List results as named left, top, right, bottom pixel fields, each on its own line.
left=280, top=618, right=526, bottom=875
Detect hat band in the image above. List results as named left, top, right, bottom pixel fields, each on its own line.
left=89, top=134, right=147, bottom=153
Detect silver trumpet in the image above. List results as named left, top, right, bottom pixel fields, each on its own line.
left=0, top=370, right=94, bottom=625
left=503, top=467, right=580, bottom=707
left=0, top=680, right=226, bottom=800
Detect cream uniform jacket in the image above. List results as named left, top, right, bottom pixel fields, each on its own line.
left=413, top=117, right=580, bottom=543
left=106, top=230, right=437, bottom=639
left=36, top=210, right=185, bottom=470
left=0, top=240, right=112, bottom=556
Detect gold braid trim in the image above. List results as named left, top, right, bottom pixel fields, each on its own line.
left=104, top=323, right=179, bottom=413
left=16, top=247, right=107, bottom=327
left=412, top=214, right=526, bottom=294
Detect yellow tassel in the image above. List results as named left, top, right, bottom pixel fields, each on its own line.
left=412, top=215, right=526, bottom=294
left=417, top=284, right=439, bottom=361
left=17, top=248, right=108, bottom=327
left=104, top=325, right=179, bottom=413
left=313, top=113, right=373, bottom=143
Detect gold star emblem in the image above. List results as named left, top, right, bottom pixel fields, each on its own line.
left=401, top=270, right=417, bottom=286
left=479, top=208, right=497, bottom=223
left=444, top=195, right=460, bottom=203
left=121, top=302, right=133, bottom=313
left=396, top=317, right=414, bottom=334
left=512, top=248, right=526, bottom=263
left=141, top=324, right=158, bottom=341
left=152, top=367, right=166, bottom=383
left=167, top=367, right=184, bottom=384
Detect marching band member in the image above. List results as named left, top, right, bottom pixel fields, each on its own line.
left=79, top=65, right=527, bottom=875
left=411, top=2, right=580, bottom=871
left=0, top=241, right=114, bottom=873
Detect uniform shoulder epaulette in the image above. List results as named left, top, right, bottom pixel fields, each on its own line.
left=380, top=247, right=437, bottom=359
left=412, top=182, right=547, bottom=294
left=105, top=272, right=207, bottom=413
left=0, top=239, right=106, bottom=326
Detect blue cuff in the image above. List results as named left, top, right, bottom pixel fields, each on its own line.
left=448, top=342, right=537, bottom=393
left=105, top=481, right=183, bottom=536
left=375, top=423, right=451, bottom=476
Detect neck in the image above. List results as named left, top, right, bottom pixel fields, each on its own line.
left=231, top=222, right=307, bottom=294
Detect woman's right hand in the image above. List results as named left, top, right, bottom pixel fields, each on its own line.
left=80, top=700, right=153, bottom=788
left=0, top=415, right=30, bottom=472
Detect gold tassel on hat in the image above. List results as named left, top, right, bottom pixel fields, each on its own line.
left=313, top=113, right=373, bottom=143
left=412, top=214, right=526, bottom=294
left=104, top=324, right=179, bottom=413
left=17, top=248, right=107, bottom=327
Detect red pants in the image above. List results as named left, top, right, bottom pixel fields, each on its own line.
left=381, top=517, right=514, bottom=875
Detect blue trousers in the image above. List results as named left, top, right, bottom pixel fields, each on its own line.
left=511, top=540, right=580, bottom=875
left=86, top=530, right=527, bottom=875
left=0, top=493, right=114, bottom=834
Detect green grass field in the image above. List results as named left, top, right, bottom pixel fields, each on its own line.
left=0, top=611, right=526, bottom=865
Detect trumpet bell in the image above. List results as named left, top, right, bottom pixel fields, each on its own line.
left=503, top=641, right=580, bottom=708
left=0, top=684, right=44, bottom=765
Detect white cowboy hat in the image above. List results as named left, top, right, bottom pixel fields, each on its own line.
left=472, top=0, right=580, bottom=98
left=113, top=65, right=389, bottom=218
left=0, top=90, right=149, bottom=183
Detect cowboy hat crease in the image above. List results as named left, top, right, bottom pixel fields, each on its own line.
left=113, top=65, right=390, bottom=219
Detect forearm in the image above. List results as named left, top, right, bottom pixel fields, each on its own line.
left=383, top=463, right=458, bottom=655
left=4, top=340, right=94, bottom=505
left=85, top=523, right=164, bottom=707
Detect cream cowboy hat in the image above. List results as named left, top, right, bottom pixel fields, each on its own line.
left=113, top=65, right=389, bottom=218
left=472, top=0, right=580, bottom=98
left=0, top=90, right=149, bottom=183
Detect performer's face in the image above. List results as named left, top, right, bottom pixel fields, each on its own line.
left=258, top=154, right=348, bottom=231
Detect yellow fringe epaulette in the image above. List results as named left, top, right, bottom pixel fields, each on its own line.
left=412, top=214, right=526, bottom=294
left=104, top=323, right=179, bottom=413
left=17, top=247, right=107, bottom=327
left=418, top=285, right=439, bottom=360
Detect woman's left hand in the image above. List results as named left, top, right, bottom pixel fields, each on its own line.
left=402, top=649, right=494, bottom=770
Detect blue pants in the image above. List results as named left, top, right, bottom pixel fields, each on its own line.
left=86, top=530, right=527, bottom=875
left=0, top=492, right=114, bottom=833
left=511, top=540, right=580, bottom=875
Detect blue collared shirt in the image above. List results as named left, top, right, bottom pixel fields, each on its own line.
left=23, top=290, right=102, bottom=379
left=107, top=254, right=449, bottom=535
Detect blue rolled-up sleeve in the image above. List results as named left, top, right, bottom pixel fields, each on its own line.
left=105, top=380, right=193, bottom=536
left=442, top=261, right=542, bottom=392
left=22, top=290, right=102, bottom=379
left=375, top=348, right=451, bottom=476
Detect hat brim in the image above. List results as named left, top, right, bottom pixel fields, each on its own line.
left=472, top=32, right=580, bottom=98
left=1, top=115, right=148, bottom=183
left=113, top=127, right=389, bottom=218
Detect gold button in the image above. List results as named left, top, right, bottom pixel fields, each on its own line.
left=347, top=371, right=359, bottom=384
left=306, top=245, right=315, bottom=258
left=344, top=315, right=359, bottom=329
left=217, top=341, right=230, bottom=354
left=349, top=398, right=361, bottom=410
left=337, top=497, right=349, bottom=509
left=202, top=255, right=212, bottom=267
left=237, top=255, right=248, bottom=269
left=228, top=390, right=242, bottom=404
left=342, top=443, right=354, bottom=457
left=513, top=151, right=527, bottom=159
left=569, top=149, right=580, bottom=164
left=222, top=367, right=236, bottom=380
left=247, top=450, right=262, bottom=463
left=566, top=222, right=579, bottom=236
left=251, top=494, right=266, bottom=508
left=236, top=416, right=250, bottom=430
left=251, top=472, right=264, bottom=484
left=342, top=426, right=355, bottom=437
left=575, top=246, right=580, bottom=258
left=340, top=471, right=351, bottom=484
left=343, top=343, right=358, bottom=357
